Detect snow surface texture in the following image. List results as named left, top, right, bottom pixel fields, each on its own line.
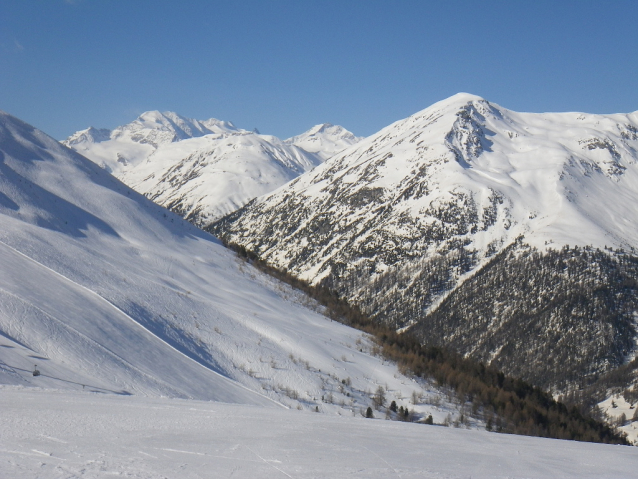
left=2, top=387, right=636, bottom=479
left=0, top=110, right=472, bottom=429
left=64, top=112, right=361, bottom=225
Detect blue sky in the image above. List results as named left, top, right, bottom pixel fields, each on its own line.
left=1, top=1, right=637, bottom=140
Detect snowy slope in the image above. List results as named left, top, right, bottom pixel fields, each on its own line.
left=2, top=387, right=636, bottom=479
left=64, top=112, right=361, bottom=225
left=0, top=110, right=468, bottom=426
left=124, top=131, right=321, bottom=225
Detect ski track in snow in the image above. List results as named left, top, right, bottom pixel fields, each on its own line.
left=0, top=238, right=284, bottom=408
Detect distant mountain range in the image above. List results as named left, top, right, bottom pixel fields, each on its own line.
left=211, top=94, right=638, bottom=419
left=64, top=111, right=361, bottom=225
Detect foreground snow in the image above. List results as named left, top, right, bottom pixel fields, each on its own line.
left=1, top=387, right=635, bottom=479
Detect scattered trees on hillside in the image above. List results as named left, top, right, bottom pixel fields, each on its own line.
left=220, top=239, right=630, bottom=445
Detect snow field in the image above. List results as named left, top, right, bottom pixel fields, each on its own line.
left=599, top=394, right=638, bottom=444
left=1, top=386, right=636, bottom=479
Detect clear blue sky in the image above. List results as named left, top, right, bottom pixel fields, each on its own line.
left=1, top=1, right=637, bottom=140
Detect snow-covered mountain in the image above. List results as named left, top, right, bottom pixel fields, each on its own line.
left=211, top=93, right=638, bottom=396
left=0, top=110, right=468, bottom=426
left=285, top=122, right=363, bottom=161
left=2, top=109, right=633, bottom=477
left=64, top=112, right=361, bottom=225
left=63, top=110, right=238, bottom=175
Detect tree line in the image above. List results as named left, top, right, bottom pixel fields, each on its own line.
left=223, top=240, right=630, bottom=445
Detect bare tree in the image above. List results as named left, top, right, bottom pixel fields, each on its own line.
left=373, top=385, right=386, bottom=410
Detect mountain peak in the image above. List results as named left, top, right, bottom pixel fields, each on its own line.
left=408, top=93, right=491, bottom=120
left=427, top=93, right=488, bottom=110
left=307, top=123, right=334, bottom=134
left=136, top=109, right=168, bottom=122
left=285, top=123, right=362, bottom=161
left=63, top=126, right=111, bottom=147
left=127, top=110, right=237, bottom=141
left=444, top=92, right=486, bottom=103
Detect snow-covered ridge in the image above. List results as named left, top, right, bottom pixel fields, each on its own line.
left=65, top=110, right=238, bottom=147
left=62, top=110, right=240, bottom=175
left=63, top=111, right=361, bottom=225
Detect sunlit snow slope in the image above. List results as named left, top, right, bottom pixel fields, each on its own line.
left=64, top=112, right=361, bottom=225
left=215, top=93, right=638, bottom=284
left=0, top=111, right=462, bottom=423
